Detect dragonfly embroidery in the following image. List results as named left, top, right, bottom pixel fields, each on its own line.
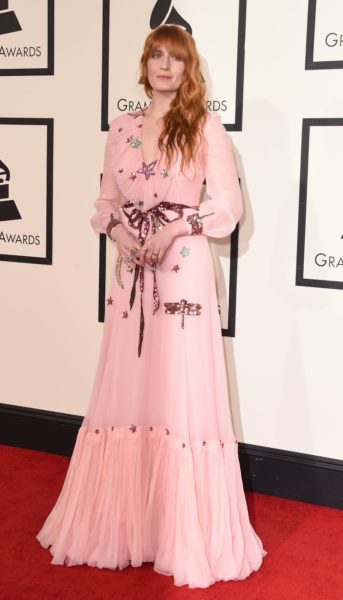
left=164, top=298, right=202, bottom=329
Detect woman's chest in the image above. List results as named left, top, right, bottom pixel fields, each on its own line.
left=111, top=115, right=205, bottom=208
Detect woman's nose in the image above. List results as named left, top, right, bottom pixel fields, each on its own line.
left=161, top=55, right=170, bottom=70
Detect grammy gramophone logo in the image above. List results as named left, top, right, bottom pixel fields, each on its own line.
left=0, top=159, right=21, bottom=221
left=0, top=1, right=21, bottom=36
left=150, top=0, right=192, bottom=34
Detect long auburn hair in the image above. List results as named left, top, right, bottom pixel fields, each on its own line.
left=139, top=25, right=207, bottom=172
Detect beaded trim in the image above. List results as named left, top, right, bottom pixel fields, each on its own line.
left=92, top=424, right=238, bottom=450
left=106, top=213, right=121, bottom=240
left=186, top=212, right=203, bottom=235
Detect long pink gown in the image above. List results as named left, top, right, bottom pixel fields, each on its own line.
left=36, top=109, right=267, bottom=588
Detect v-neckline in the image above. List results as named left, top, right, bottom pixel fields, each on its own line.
left=138, top=110, right=161, bottom=167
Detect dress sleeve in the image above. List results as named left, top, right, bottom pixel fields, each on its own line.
left=198, top=113, right=243, bottom=238
left=90, top=121, right=122, bottom=234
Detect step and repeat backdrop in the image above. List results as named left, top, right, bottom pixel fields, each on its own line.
left=1, top=0, right=342, bottom=459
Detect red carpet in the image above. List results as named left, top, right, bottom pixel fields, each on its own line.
left=0, top=444, right=342, bottom=600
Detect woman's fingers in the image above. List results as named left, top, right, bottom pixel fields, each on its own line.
left=142, top=244, right=166, bottom=265
left=157, top=249, right=165, bottom=264
left=147, top=249, right=159, bottom=265
left=120, top=244, right=141, bottom=268
left=137, top=247, right=147, bottom=266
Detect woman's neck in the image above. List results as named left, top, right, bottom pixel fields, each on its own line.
left=145, top=91, right=175, bottom=120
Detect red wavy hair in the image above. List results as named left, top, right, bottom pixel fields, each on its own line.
left=139, top=25, right=207, bottom=171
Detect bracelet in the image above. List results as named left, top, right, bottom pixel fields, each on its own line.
left=106, top=213, right=122, bottom=240
left=186, top=212, right=203, bottom=235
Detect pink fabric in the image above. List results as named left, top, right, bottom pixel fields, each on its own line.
left=36, top=110, right=267, bottom=588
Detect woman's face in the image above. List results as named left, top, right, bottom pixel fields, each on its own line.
left=146, top=44, right=186, bottom=95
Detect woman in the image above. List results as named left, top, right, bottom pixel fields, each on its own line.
left=36, top=24, right=267, bottom=588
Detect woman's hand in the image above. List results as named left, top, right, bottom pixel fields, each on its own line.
left=111, top=224, right=142, bottom=267
left=140, top=218, right=189, bottom=266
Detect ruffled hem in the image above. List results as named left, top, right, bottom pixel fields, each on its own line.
left=36, top=424, right=267, bottom=589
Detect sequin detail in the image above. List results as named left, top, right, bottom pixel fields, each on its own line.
left=89, top=425, right=234, bottom=452
left=115, top=256, right=124, bottom=289
left=130, top=173, right=137, bottom=181
left=120, top=200, right=197, bottom=356
left=187, top=212, right=203, bottom=235
left=107, top=296, right=113, bottom=305
left=131, top=138, right=142, bottom=149
left=161, top=169, right=169, bottom=178
left=153, top=192, right=158, bottom=199
left=180, top=246, right=190, bottom=257
left=129, top=108, right=147, bottom=119
left=126, top=135, right=133, bottom=144
left=137, top=160, right=157, bottom=180
left=172, top=264, right=180, bottom=272
left=122, top=310, right=128, bottom=318
left=118, top=168, right=123, bottom=173
left=164, top=298, right=202, bottom=329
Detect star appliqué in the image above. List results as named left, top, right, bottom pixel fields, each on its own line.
left=137, top=160, right=157, bottom=180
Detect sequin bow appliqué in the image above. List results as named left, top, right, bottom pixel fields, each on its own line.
left=120, top=200, right=198, bottom=357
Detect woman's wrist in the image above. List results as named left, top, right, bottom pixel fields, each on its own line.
left=106, top=213, right=122, bottom=241
left=167, top=218, right=189, bottom=237
left=109, top=222, right=125, bottom=241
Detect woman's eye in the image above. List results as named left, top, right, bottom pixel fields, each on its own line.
left=152, top=52, right=161, bottom=59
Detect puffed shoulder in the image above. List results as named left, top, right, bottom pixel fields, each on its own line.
left=107, top=113, right=131, bottom=142
left=202, top=112, right=234, bottom=162
left=107, top=108, right=147, bottom=142
left=203, top=111, right=230, bottom=139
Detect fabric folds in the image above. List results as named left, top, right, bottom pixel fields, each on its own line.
left=36, top=424, right=267, bottom=589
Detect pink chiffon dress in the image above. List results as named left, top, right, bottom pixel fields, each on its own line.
left=36, top=108, right=267, bottom=588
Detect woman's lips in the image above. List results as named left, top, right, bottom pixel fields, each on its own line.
left=156, top=75, right=172, bottom=79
